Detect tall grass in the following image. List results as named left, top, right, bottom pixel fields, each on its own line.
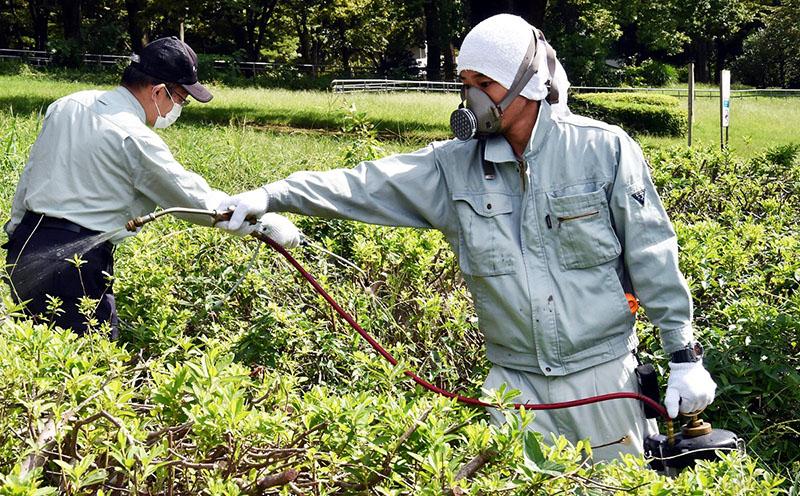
left=638, top=96, right=798, bottom=157
left=2, top=75, right=797, bottom=157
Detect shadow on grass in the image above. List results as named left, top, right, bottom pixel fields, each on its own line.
left=184, top=105, right=449, bottom=140
left=0, top=96, right=54, bottom=116
left=0, top=97, right=450, bottom=141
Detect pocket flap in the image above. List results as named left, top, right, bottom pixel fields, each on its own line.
left=547, top=188, right=607, bottom=216
left=452, top=192, right=513, bottom=217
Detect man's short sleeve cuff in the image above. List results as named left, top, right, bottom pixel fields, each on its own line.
left=660, top=325, right=694, bottom=354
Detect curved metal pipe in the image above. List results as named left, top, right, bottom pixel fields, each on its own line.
left=126, top=208, right=243, bottom=232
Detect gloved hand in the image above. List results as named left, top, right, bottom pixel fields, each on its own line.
left=215, top=211, right=301, bottom=247
left=664, top=360, right=717, bottom=418
left=255, top=213, right=302, bottom=248
left=215, top=188, right=269, bottom=233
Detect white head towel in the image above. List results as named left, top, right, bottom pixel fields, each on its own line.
left=457, top=14, right=571, bottom=116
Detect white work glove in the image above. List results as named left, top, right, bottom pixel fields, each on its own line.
left=215, top=188, right=269, bottom=233
left=664, top=360, right=717, bottom=418
left=255, top=213, right=302, bottom=248
left=215, top=212, right=301, bottom=247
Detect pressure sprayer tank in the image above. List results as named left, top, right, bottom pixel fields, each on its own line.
left=644, top=415, right=745, bottom=475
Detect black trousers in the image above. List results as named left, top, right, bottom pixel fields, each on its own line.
left=4, top=212, right=118, bottom=337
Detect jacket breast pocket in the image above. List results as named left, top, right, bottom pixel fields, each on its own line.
left=547, top=188, right=621, bottom=270
left=452, top=192, right=516, bottom=277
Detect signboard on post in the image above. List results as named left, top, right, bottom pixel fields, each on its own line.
left=720, top=70, right=730, bottom=149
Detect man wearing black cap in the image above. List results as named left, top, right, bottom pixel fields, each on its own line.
left=3, top=37, right=300, bottom=336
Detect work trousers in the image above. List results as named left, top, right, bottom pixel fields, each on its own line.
left=3, top=212, right=118, bottom=337
left=483, top=351, right=658, bottom=462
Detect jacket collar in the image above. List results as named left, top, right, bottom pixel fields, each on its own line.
left=483, top=100, right=555, bottom=163
left=105, top=86, right=147, bottom=124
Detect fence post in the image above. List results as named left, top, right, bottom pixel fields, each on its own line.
left=688, top=63, right=694, bottom=147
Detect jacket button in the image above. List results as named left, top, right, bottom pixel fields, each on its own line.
left=545, top=367, right=551, bottom=372
left=486, top=203, right=492, bottom=210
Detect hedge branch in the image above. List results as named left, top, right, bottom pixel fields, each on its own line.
left=288, top=421, right=329, bottom=449
left=145, top=420, right=194, bottom=446
left=337, top=405, right=433, bottom=491
left=19, top=364, right=149, bottom=477
left=450, top=450, right=498, bottom=496
left=239, top=468, right=300, bottom=495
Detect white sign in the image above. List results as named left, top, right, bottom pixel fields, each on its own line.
left=721, top=70, right=731, bottom=128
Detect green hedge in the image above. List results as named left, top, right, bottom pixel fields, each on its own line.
left=570, top=92, right=687, bottom=137
left=2, top=84, right=798, bottom=492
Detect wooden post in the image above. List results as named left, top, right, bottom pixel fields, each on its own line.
left=688, top=63, right=694, bottom=147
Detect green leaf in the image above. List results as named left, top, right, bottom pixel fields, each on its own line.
left=522, top=431, right=566, bottom=477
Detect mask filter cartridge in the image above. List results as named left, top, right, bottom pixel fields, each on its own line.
left=450, top=106, right=479, bottom=141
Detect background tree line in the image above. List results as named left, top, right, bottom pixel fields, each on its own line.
left=0, top=0, right=798, bottom=87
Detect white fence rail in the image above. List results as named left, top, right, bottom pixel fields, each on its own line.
left=331, top=79, right=462, bottom=92
left=3, top=49, right=799, bottom=98
left=0, top=48, right=129, bottom=66
left=0, top=48, right=354, bottom=74
left=332, top=79, right=800, bottom=98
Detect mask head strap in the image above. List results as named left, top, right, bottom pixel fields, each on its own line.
left=540, top=31, right=560, bottom=104
left=497, top=28, right=544, bottom=111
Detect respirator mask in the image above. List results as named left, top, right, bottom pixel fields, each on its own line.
left=450, top=28, right=558, bottom=141
left=153, top=86, right=182, bottom=129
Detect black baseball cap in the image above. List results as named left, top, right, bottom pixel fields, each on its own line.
left=132, top=36, right=213, bottom=103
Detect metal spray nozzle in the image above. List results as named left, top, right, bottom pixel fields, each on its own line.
left=125, top=208, right=259, bottom=233
left=125, top=213, right=157, bottom=232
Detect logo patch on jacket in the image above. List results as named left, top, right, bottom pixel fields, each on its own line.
left=631, top=189, right=646, bottom=206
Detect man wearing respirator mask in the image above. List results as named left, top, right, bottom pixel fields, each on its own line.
left=3, top=36, right=301, bottom=337
left=219, top=14, right=715, bottom=461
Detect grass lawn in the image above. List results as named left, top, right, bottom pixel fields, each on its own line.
left=1, top=74, right=797, bottom=158
left=638, top=95, right=799, bottom=158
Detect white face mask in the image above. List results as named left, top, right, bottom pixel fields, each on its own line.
left=153, top=87, right=182, bottom=128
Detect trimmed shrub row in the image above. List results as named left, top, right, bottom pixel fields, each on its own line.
left=570, top=92, right=687, bottom=137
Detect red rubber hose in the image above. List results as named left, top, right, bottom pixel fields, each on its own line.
left=260, top=235, right=670, bottom=420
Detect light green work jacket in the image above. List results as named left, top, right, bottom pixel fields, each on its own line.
left=264, top=102, right=694, bottom=376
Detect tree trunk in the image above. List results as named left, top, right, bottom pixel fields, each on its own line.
left=245, top=8, right=257, bottom=61
left=294, top=9, right=311, bottom=64
left=693, top=40, right=711, bottom=83
left=312, top=38, right=320, bottom=78
left=511, top=0, right=548, bottom=28
left=424, top=0, right=441, bottom=81
left=336, top=22, right=352, bottom=77
left=60, top=0, right=82, bottom=43
left=28, top=0, right=50, bottom=50
left=125, top=0, right=147, bottom=52
left=443, top=42, right=455, bottom=80
left=243, top=0, right=279, bottom=62
left=253, top=0, right=279, bottom=62
left=467, top=0, right=548, bottom=28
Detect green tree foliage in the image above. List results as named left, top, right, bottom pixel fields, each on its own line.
left=670, top=0, right=762, bottom=82
left=4, top=0, right=800, bottom=87
left=543, top=0, right=623, bottom=85
left=733, top=0, right=800, bottom=88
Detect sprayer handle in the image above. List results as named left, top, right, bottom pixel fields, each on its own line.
left=213, top=209, right=259, bottom=225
